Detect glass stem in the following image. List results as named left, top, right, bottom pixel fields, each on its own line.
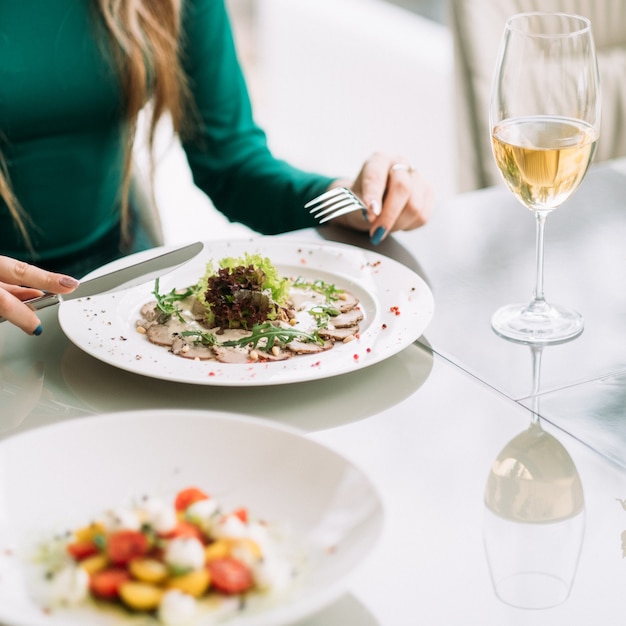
left=530, top=345, right=543, bottom=426
left=530, top=210, right=549, bottom=312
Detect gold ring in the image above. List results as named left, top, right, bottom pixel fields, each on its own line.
left=390, top=162, right=415, bottom=174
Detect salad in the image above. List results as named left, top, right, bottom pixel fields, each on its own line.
left=136, top=253, right=363, bottom=363
left=36, top=486, right=295, bottom=625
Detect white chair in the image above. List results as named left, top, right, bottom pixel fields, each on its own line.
left=130, top=166, right=164, bottom=247
left=450, top=0, right=626, bottom=191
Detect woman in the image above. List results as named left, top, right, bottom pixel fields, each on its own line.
left=0, top=0, right=432, bottom=334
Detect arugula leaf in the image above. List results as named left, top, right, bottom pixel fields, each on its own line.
left=221, top=323, right=322, bottom=351
left=153, top=278, right=195, bottom=322
left=292, top=277, right=344, bottom=301
left=181, top=323, right=322, bottom=352
left=308, top=304, right=341, bottom=328
left=179, top=329, right=218, bottom=345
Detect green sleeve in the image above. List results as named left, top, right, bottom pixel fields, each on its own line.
left=180, top=0, right=336, bottom=234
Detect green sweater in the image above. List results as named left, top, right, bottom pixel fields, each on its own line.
left=0, top=1, right=333, bottom=269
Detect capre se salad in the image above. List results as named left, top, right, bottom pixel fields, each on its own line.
left=37, top=486, right=295, bottom=625
left=136, top=253, right=363, bottom=363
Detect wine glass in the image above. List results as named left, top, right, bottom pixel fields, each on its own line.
left=489, top=12, right=601, bottom=343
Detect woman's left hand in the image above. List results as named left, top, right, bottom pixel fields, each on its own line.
left=331, top=152, right=434, bottom=245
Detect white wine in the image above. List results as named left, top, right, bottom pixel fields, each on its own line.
left=491, top=116, right=597, bottom=211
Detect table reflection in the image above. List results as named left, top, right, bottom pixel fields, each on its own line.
left=0, top=304, right=434, bottom=440
left=58, top=341, right=433, bottom=433
left=296, top=592, right=379, bottom=625
left=483, top=344, right=585, bottom=609
left=0, top=359, right=44, bottom=434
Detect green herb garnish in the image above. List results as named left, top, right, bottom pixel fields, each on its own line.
left=181, top=323, right=321, bottom=352
left=292, top=276, right=344, bottom=301
left=308, top=304, right=341, bottom=328
left=179, top=329, right=219, bottom=345
left=153, top=278, right=195, bottom=322
left=221, top=322, right=322, bottom=351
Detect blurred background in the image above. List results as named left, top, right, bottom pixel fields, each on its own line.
left=137, top=0, right=626, bottom=245
left=139, top=0, right=454, bottom=244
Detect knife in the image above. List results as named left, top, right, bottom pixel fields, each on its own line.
left=1, top=241, right=204, bottom=322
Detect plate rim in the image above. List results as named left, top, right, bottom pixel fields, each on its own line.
left=58, top=236, right=434, bottom=387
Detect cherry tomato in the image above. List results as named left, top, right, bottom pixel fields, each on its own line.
left=174, top=487, right=209, bottom=512
left=232, top=507, right=248, bottom=524
left=159, top=519, right=206, bottom=543
left=89, top=567, right=132, bottom=599
left=66, top=540, right=100, bottom=561
left=106, top=530, right=149, bottom=565
left=207, top=557, right=254, bottom=594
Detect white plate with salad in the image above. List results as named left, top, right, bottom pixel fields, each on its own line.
left=58, top=236, right=434, bottom=386
left=0, top=409, right=384, bottom=626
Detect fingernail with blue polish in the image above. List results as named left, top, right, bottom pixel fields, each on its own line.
left=32, top=324, right=43, bottom=336
left=371, top=226, right=386, bottom=246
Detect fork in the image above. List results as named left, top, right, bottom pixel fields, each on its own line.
left=305, top=187, right=367, bottom=224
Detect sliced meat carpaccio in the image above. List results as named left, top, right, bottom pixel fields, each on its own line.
left=212, top=345, right=253, bottom=364
left=318, top=325, right=359, bottom=342
left=139, top=301, right=163, bottom=324
left=286, top=339, right=334, bottom=354
left=330, top=308, right=363, bottom=328
left=171, top=336, right=215, bottom=360
left=253, top=348, right=293, bottom=361
left=139, top=281, right=361, bottom=362
left=145, top=318, right=191, bottom=347
left=335, top=291, right=359, bottom=313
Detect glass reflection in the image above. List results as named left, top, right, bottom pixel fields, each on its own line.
left=0, top=360, right=44, bottom=433
left=483, top=345, right=585, bottom=609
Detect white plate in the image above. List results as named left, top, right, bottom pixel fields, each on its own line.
left=0, top=409, right=384, bottom=626
left=58, top=237, right=434, bottom=386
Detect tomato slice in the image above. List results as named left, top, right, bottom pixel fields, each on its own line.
left=66, top=540, right=100, bottom=561
left=106, top=530, right=149, bottom=565
left=89, top=567, right=132, bottom=599
left=159, top=519, right=206, bottom=543
left=232, top=507, right=248, bottom=524
left=207, top=557, right=254, bottom=594
left=174, top=487, right=209, bottom=512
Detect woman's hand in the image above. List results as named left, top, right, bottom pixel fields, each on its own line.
left=0, top=257, right=79, bottom=335
left=331, top=152, right=434, bottom=245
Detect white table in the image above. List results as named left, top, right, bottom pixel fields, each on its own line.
left=1, top=159, right=625, bottom=624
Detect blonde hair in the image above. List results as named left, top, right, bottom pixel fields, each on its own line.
left=0, top=0, right=190, bottom=254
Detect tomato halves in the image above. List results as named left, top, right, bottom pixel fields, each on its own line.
left=106, top=530, right=149, bottom=565
left=66, top=540, right=100, bottom=561
left=207, top=557, right=254, bottom=594
left=174, top=487, right=210, bottom=512
left=160, top=519, right=206, bottom=543
left=89, top=567, right=132, bottom=599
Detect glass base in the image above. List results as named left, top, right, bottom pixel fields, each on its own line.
left=493, top=571, right=571, bottom=610
left=491, top=301, right=584, bottom=345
